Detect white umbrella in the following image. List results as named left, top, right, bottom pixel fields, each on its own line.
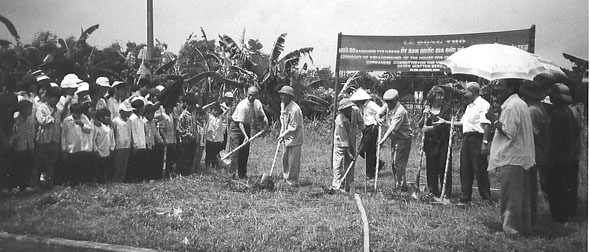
left=442, top=43, right=551, bottom=81
left=532, top=54, right=568, bottom=80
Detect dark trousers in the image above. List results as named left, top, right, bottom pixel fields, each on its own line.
left=164, top=143, right=177, bottom=177
left=8, top=150, right=34, bottom=190
left=0, top=147, right=8, bottom=190
left=545, top=160, right=579, bottom=221
left=95, top=155, right=112, bottom=184
left=426, top=145, right=452, bottom=197
left=127, top=149, right=148, bottom=182
left=205, top=141, right=224, bottom=166
left=149, top=145, right=165, bottom=180
left=229, top=121, right=251, bottom=178
left=460, top=133, right=491, bottom=201
left=359, top=125, right=378, bottom=179
left=33, top=142, right=60, bottom=187
left=66, top=151, right=95, bottom=186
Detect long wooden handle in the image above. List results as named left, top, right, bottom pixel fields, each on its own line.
left=221, top=130, right=265, bottom=160
left=374, top=126, right=381, bottom=191
left=269, top=140, right=281, bottom=175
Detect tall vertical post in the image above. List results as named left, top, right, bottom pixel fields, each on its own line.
left=147, top=0, right=154, bottom=59
left=330, top=33, right=343, bottom=170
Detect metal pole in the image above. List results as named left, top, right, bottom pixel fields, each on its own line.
left=147, top=0, right=154, bottom=59
left=330, top=33, right=342, bottom=170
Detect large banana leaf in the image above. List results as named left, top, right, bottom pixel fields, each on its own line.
left=0, top=15, right=19, bottom=41
left=154, top=59, right=177, bottom=75
left=78, top=24, right=99, bottom=42
left=269, top=33, right=287, bottom=67
left=185, top=71, right=221, bottom=84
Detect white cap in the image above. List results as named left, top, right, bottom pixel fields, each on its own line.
left=155, top=85, right=165, bottom=92
left=112, top=80, right=125, bottom=88
left=60, top=73, right=82, bottom=88
left=75, top=82, right=90, bottom=96
left=119, top=101, right=135, bottom=112
left=349, top=88, right=371, bottom=101
left=36, top=75, right=50, bottom=82
left=96, top=77, right=110, bottom=87
left=49, top=82, right=59, bottom=87
left=224, top=91, right=234, bottom=98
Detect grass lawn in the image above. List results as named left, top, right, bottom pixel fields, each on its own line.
left=0, top=121, right=587, bottom=251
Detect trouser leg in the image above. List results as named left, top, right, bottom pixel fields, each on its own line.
left=283, top=145, right=301, bottom=184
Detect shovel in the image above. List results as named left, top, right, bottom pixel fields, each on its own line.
left=220, top=130, right=265, bottom=165
left=433, top=116, right=454, bottom=205
left=259, top=140, right=282, bottom=188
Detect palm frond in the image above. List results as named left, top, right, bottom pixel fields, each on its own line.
left=0, top=15, right=19, bottom=41
left=200, top=27, right=207, bottom=41
left=154, top=59, right=177, bottom=75
left=78, top=24, right=99, bottom=42
left=0, top=39, right=12, bottom=47
left=278, top=47, right=313, bottom=64
left=228, top=65, right=256, bottom=77
left=269, top=33, right=287, bottom=66
left=185, top=71, right=220, bottom=84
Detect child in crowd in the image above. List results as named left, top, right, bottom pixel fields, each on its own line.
left=9, top=99, right=35, bottom=190
left=34, top=86, right=62, bottom=187
left=204, top=103, right=225, bottom=169
left=61, top=103, right=93, bottom=186
left=128, top=97, right=147, bottom=182
left=144, top=103, right=164, bottom=180
left=177, top=96, right=197, bottom=173
left=94, top=108, right=115, bottom=183
left=194, top=107, right=206, bottom=171
left=112, top=102, right=133, bottom=183
left=79, top=101, right=96, bottom=184
left=158, top=105, right=177, bottom=176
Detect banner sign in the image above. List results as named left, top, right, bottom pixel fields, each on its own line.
left=338, top=27, right=534, bottom=72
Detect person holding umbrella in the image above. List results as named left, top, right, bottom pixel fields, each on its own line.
left=486, top=79, right=535, bottom=237
left=277, top=86, right=304, bottom=187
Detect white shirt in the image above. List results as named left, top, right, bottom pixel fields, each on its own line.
left=206, top=114, right=225, bottom=142
left=129, top=113, right=146, bottom=149
left=361, top=100, right=386, bottom=126
left=112, top=117, right=131, bottom=149
left=94, top=123, right=115, bottom=157
left=460, top=96, right=491, bottom=133
left=231, top=98, right=268, bottom=125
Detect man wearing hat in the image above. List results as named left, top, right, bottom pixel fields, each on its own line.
left=278, top=86, right=304, bottom=187
left=112, top=101, right=134, bottom=183
left=379, top=89, right=412, bottom=191
left=486, top=79, right=535, bottom=237
left=349, top=88, right=386, bottom=181
left=545, top=83, right=583, bottom=222
left=94, top=77, right=111, bottom=110
left=330, top=98, right=363, bottom=192
left=229, top=86, right=269, bottom=179
left=107, top=80, right=127, bottom=120
left=518, top=80, right=550, bottom=227
left=58, top=73, right=82, bottom=120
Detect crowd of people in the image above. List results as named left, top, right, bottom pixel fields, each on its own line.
left=329, top=80, right=583, bottom=237
left=0, top=71, right=584, bottom=238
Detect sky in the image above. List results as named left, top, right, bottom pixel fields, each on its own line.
left=1, top=0, right=588, bottom=71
